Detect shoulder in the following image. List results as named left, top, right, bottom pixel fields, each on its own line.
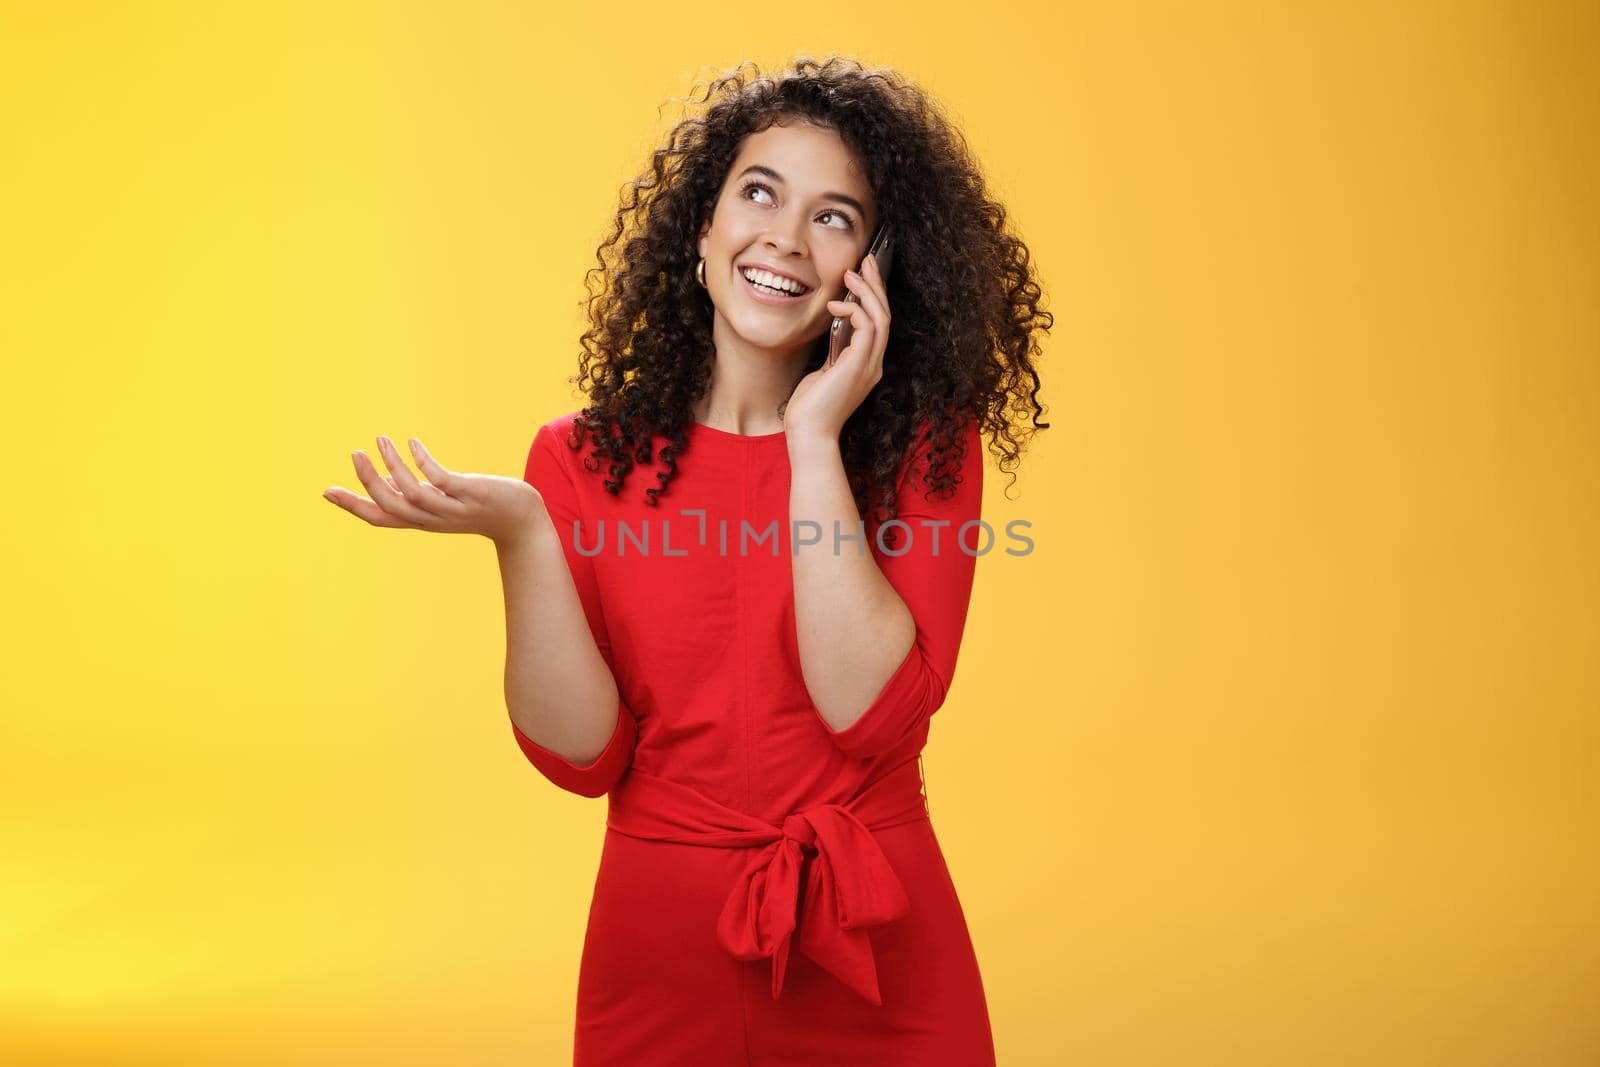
left=522, top=410, right=592, bottom=487
left=873, top=416, right=983, bottom=526
left=898, top=415, right=985, bottom=484
left=529, top=409, right=595, bottom=466
left=535, top=409, right=586, bottom=447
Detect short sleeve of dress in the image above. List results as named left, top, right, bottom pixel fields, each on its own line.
left=813, top=420, right=984, bottom=759
left=508, top=420, right=639, bottom=797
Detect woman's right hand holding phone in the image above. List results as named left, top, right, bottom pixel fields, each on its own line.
left=323, top=435, right=546, bottom=548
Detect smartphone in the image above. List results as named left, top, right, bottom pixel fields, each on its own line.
left=827, top=223, right=894, bottom=367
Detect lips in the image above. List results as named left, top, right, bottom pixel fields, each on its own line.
left=737, top=267, right=811, bottom=306
left=737, top=263, right=813, bottom=295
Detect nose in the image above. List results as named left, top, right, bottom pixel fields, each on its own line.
left=762, top=211, right=810, bottom=258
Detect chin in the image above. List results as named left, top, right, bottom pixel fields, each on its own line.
left=727, top=327, right=812, bottom=356
left=725, top=314, right=793, bottom=345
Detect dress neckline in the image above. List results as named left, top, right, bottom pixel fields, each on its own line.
left=689, top=420, right=788, bottom=444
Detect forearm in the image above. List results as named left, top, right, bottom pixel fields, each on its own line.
left=787, top=432, right=916, bottom=733
left=496, top=511, right=621, bottom=765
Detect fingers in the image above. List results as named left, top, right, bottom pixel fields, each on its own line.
left=378, top=435, right=470, bottom=522
left=322, top=485, right=414, bottom=528
left=350, top=446, right=437, bottom=527
left=850, top=257, right=892, bottom=326
left=407, top=438, right=463, bottom=501
left=864, top=251, right=891, bottom=305
left=324, top=436, right=472, bottom=530
left=826, top=289, right=881, bottom=374
left=376, top=436, right=425, bottom=495
left=837, top=264, right=890, bottom=374
left=826, top=298, right=870, bottom=330
left=824, top=298, right=871, bottom=367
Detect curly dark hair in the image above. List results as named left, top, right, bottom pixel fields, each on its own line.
left=561, top=54, right=1052, bottom=531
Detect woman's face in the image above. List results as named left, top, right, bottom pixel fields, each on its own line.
left=698, top=121, right=878, bottom=357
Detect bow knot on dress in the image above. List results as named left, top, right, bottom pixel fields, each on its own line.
left=781, top=811, right=816, bottom=844
left=606, top=758, right=930, bottom=1005
left=717, top=801, right=912, bottom=1004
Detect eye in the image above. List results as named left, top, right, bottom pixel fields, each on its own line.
left=739, top=180, right=857, bottom=232
left=740, top=180, right=776, bottom=206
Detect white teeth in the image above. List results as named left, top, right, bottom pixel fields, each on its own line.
left=742, top=267, right=807, bottom=295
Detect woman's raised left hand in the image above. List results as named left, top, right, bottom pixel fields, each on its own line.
left=781, top=251, right=890, bottom=443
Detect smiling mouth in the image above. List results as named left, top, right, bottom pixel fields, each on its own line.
left=738, top=267, right=812, bottom=301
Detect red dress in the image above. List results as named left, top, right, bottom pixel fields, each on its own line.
left=511, top=410, right=995, bottom=1066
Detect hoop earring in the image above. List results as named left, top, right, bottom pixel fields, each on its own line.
left=696, top=257, right=707, bottom=288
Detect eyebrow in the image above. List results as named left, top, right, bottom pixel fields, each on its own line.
left=736, top=165, right=868, bottom=219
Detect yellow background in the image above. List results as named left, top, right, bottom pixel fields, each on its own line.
left=3, top=3, right=1596, bottom=1064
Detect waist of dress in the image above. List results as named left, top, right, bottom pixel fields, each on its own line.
left=605, top=757, right=930, bottom=1006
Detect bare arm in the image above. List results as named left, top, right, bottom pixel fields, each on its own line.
left=322, top=428, right=634, bottom=794
left=496, top=508, right=622, bottom=766
left=787, top=431, right=917, bottom=734
left=779, top=251, right=982, bottom=758
left=789, top=422, right=984, bottom=759
left=503, top=422, right=638, bottom=796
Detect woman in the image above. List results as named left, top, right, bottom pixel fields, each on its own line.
left=325, top=56, right=1051, bottom=1066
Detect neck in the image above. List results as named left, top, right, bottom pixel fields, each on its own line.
left=694, top=322, right=813, bottom=434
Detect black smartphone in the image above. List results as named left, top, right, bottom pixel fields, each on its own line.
left=827, top=223, right=894, bottom=367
